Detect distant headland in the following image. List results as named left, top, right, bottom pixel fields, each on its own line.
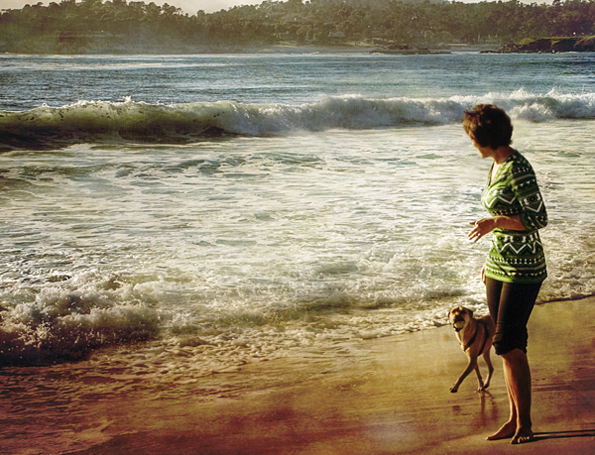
left=483, top=37, right=595, bottom=54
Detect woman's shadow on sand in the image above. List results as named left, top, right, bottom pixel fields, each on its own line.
left=476, top=393, right=595, bottom=443
left=533, top=429, right=595, bottom=441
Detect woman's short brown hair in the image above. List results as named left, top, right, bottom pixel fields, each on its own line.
left=463, top=104, right=513, bottom=150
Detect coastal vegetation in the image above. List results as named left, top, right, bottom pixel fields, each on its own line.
left=1, top=0, right=595, bottom=53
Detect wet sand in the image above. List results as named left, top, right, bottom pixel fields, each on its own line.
left=3, top=297, right=595, bottom=454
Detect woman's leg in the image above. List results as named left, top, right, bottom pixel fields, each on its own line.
left=485, top=279, right=540, bottom=444
left=486, top=358, right=517, bottom=440
left=502, top=349, right=533, bottom=444
left=485, top=279, right=517, bottom=440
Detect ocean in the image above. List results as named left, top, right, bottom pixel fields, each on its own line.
left=1, top=51, right=594, bottom=385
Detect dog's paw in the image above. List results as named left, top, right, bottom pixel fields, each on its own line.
left=450, top=386, right=459, bottom=393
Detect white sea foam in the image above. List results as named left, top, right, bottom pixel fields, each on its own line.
left=1, top=121, right=594, bottom=367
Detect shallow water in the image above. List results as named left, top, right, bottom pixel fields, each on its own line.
left=0, top=52, right=594, bottom=374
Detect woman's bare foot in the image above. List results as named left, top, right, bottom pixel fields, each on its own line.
left=511, top=427, right=534, bottom=444
left=486, top=421, right=516, bottom=441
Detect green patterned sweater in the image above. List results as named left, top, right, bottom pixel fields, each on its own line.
left=481, top=151, right=548, bottom=284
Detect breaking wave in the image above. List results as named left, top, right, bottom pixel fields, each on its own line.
left=0, top=272, right=160, bottom=364
left=1, top=90, right=594, bottom=150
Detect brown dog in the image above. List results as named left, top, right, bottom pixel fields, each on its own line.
left=448, top=306, right=496, bottom=393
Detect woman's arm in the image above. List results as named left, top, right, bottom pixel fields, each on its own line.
left=468, top=215, right=525, bottom=243
left=469, top=159, right=547, bottom=242
left=513, top=163, right=548, bottom=231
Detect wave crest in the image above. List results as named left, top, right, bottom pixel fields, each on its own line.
left=1, top=91, right=594, bottom=150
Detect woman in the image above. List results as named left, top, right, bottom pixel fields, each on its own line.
left=464, top=104, right=547, bottom=445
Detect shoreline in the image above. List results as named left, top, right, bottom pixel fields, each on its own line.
left=8, top=43, right=595, bottom=57
left=1, top=43, right=498, bottom=56
left=3, top=296, right=594, bottom=454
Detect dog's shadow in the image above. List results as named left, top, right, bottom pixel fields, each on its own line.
left=533, top=429, right=595, bottom=441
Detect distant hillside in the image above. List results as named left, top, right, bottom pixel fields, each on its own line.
left=0, top=0, right=594, bottom=54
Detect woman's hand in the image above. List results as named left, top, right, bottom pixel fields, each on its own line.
left=468, top=215, right=526, bottom=243
left=468, top=218, right=496, bottom=243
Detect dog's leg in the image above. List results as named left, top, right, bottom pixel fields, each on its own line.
left=481, top=348, right=495, bottom=390
left=474, top=363, right=485, bottom=392
left=450, top=356, right=478, bottom=393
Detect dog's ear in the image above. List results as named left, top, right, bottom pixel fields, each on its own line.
left=469, top=308, right=474, bottom=317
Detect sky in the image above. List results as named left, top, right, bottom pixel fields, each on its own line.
left=0, top=0, right=552, bottom=14
left=0, top=0, right=257, bottom=13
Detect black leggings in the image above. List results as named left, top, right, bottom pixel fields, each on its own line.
left=486, top=278, right=541, bottom=356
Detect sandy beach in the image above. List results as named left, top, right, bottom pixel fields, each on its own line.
left=2, top=296, right=592, bottom=455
